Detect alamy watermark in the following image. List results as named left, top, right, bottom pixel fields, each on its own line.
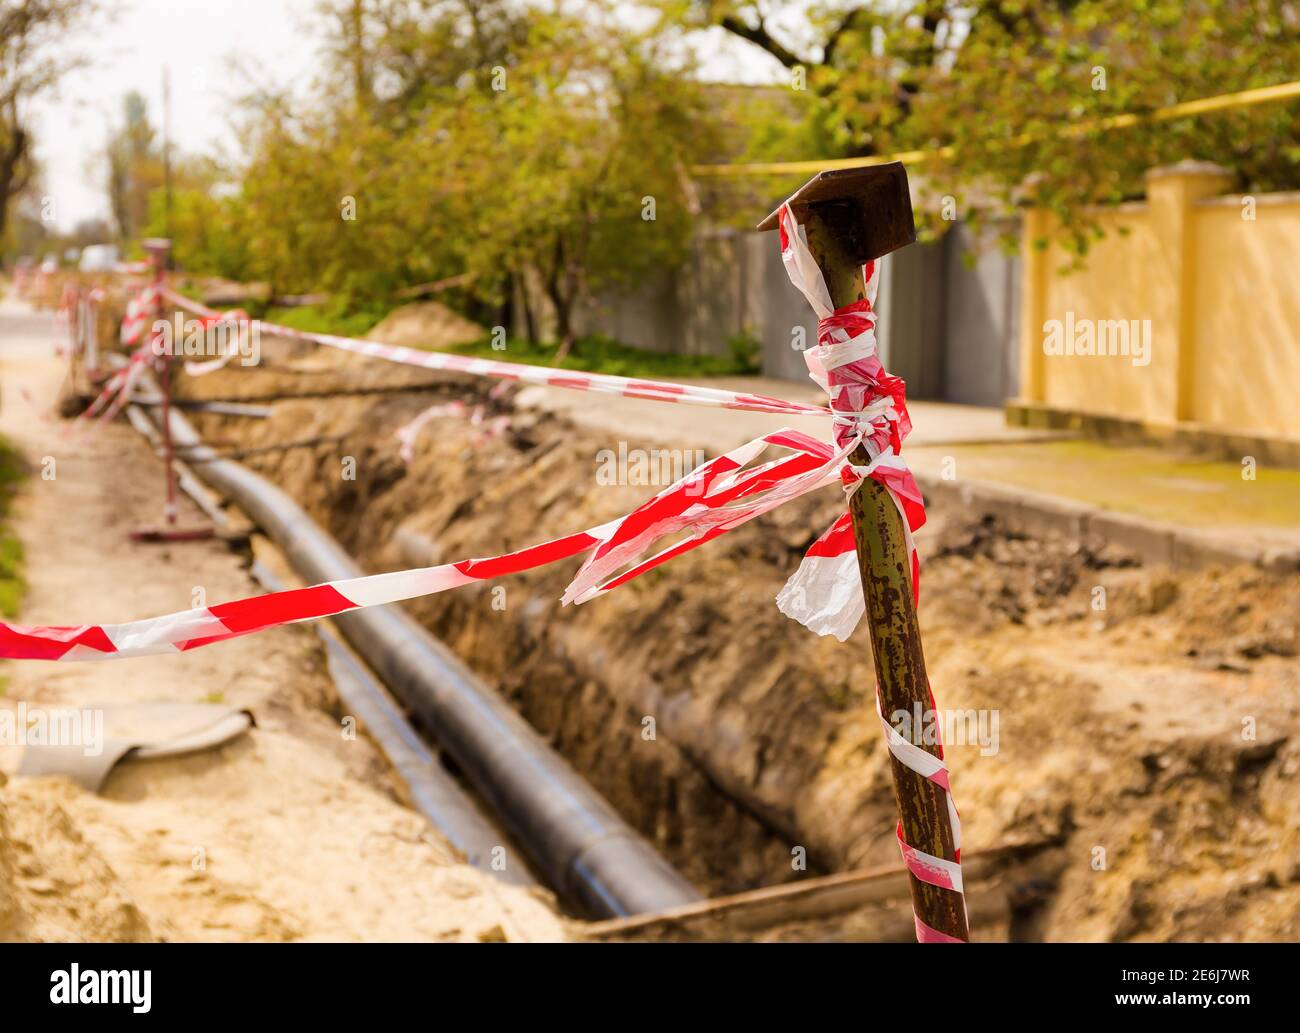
left=150, top=311, right=261, bottom=366
left=50, top=965, right=150, bottom=1013
left=595, top=442, right=706, bottom=491
left=0, top=703, right=104, bottom=757
left=1043, top=311, right=1151, bottom=367
left=888, top=704, right=1000, bottom=757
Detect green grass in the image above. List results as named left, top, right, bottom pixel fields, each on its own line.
left=261, top=303, right=761, bottom=379
left=263, top=301, right=392, bottom=340
left=0, top=436, right=26, bottom=618
left=168, top=281, right=208, bottom=304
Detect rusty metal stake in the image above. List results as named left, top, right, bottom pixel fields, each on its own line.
left=761, top=165, right=968, bottom=941
left=131, top=238, right=214, bottom=544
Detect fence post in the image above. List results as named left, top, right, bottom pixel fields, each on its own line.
left=1017, top=207, right=1049, bottom=407
left=764, top=167, right=969, bottom=942
left=1144, top=161, right=1231, bottom=424
left=83, top=288, right=99, bottom=375
left=147, top=239, right=178, bottom=526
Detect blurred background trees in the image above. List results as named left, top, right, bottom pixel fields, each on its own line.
left=169, top=0, right=714, bottom=347
left=0, top=0, right=105, bottom=249
left=10, top=1, right=1297, bottom=337
left=106, top=91, right=163, bottom=243
left=688, top=0, right=1300, bottom=250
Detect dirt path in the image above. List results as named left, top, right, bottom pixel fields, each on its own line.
left=0, top=298, right=563, bottom=942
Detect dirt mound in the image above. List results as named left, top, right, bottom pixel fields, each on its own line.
left=0, top=775, right=152, bottom=942
left=366, top=301, right=485, bottom=350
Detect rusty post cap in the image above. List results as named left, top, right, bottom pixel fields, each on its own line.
left=756, top=162, right=916, bottom=264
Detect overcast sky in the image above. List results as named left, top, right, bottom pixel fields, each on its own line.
left=31, top=0, right=320, bottom=232
left=31, top=0, right=793, bottom=234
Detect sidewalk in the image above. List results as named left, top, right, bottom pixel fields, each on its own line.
left=907, top=439, right=1300, bottom=555
left=516, top=375, right=1063, bottom=451
left=517, top=373, right=1300, bottom=562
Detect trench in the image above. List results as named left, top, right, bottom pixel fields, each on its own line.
left=250, top=458, right=805, bottom=894
left=176, top=357, right=830, bottom=896
left=165, top=332, right=1300, bottom=940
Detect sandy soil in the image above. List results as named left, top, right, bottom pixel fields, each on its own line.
left=0, top=299, right=564, bottom=942
left=171, top=329, right=1300, bottom=940
left=365, top=300, right=485, bottom=349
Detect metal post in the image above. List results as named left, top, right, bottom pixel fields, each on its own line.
left=149, top=240, right=178, bottom=525
left=760, top=165, right=969, bottom=941
left=132, top=238, right=214, bottom=543
left=162, top=66, right=173, bottom=249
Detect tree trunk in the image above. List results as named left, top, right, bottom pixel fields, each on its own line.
left=542, top=237, right=577, bottom=363
left=552, top=290, right=575, bottom=363
left=0, top=122, right=30, bottom=246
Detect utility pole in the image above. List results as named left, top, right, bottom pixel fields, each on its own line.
left=162, top=66, right=173, bottom=260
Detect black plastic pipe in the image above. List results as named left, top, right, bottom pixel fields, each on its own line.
left=127, top=402, right=524, bottom=883
left=150, top=404, right=701, bottom=917
left=252, top=559, right=537, bottom=887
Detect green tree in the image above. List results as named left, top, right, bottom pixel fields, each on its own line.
left=688, top=1, right=1300, bottom=250
left=106, top=91, right=165, bottom=244
left=447, top=7, right=711, bottom=353
left=141, top=156, right=250, bottom=279
left=0, top=0, right=105, bottom=243
left=219, top=0, right=715, bottom=349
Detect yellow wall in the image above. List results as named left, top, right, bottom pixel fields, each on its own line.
left=1190, top=196, right=1300, bottom=436
left=1018, top=164, right=1300, bottom=441
left=1039, top=208, right=1176, bottom=420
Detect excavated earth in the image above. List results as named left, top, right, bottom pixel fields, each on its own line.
left=174, top=332, right=1300, bottom=941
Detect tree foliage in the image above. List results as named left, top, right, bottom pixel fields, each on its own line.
left=105, top=91, right=164, bottom=243
left=691, top=0, right=1300, bottom=250
left=143, top=0, right=1298, bottom=309
left=0, top=0, right=104, bottom=244
left=165, top=0, right=715, bottom=350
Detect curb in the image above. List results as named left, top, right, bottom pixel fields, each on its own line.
left=916, top=473, right=1300, bottom=573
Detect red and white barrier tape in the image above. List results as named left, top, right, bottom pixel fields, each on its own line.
left=877, top=685, right=966, bottom=943
left=70, top=340, right=152, bottom=433
left=161, top=253, right=915, bottom=645
left=68, top=282, right=166, bottom=434
left=40, top=251, right=963, bottom=942
left=161, top=288, right=832, bottom=421
left=772, top=203, right=924, bottom=640
left=72, top=301, right=250, bottom=435
left=395, top=400, right=468, bottom=462
left=182, top=307, right=252, bottom=376
left=120, top=285, right=158, bottom=346
left=394, top=398, right=509, bottom=463
left=0, top=428, right=844, bottom=660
